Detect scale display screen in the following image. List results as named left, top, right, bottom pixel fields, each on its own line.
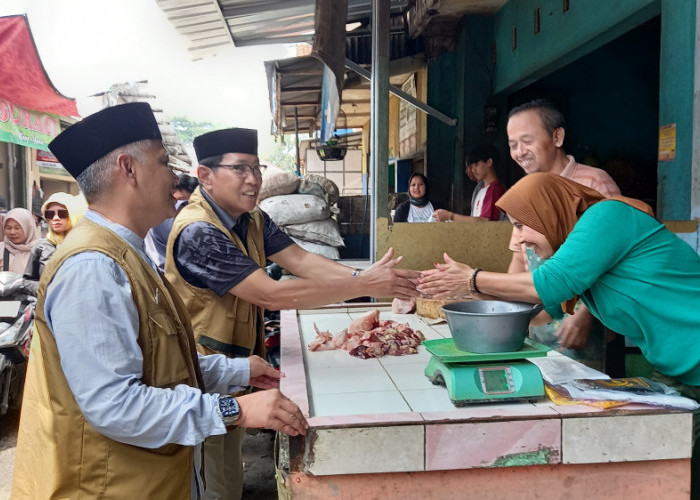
left=479, top=366, right=514, bottom=394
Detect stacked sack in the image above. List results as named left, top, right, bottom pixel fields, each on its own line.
left=258, top=166, right=344, bottom=259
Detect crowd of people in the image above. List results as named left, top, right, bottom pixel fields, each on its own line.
left=7, top=97, right=700, bottom=498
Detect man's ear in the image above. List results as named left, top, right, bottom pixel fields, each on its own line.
left=553, top=127, right=565, bottom=148
left=115, top=152, right=137, bottom=184
left=196, top=164, right=213, bottom=188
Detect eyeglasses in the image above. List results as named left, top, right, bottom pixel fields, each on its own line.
left=215, top=163, right=267, bottom=178
left=44, top=209, right=69, bottom=219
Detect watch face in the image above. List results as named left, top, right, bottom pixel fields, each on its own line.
left=219, top=396, right=240, bottom=419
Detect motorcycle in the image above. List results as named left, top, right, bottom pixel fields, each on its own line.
left=0, top=272, right=36, bottom=416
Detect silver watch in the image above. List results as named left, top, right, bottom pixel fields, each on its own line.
left=218, top=395, right=240, bottom=426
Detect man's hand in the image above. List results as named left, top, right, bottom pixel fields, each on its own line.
left=417, top=253, right=473, bottom=299
left=236, top=389, right=308, bottom=436
left=247, top=355, right=281, bottom=389
left=361, top=247, right=420, bottom=299
left=556, top=306, right=594, bottom=349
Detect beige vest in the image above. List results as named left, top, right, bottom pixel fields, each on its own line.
left=12, top=219, right=203, bottom=500
left=165, top=188, right=266, bottom=359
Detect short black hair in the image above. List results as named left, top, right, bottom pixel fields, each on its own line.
left=176, top=174, right=198, bottom=193
left=198, top=155, right=223, bottom=169
left=466, top=143, right=500, bottom=166
left=508, top=99, right=566, bottom=134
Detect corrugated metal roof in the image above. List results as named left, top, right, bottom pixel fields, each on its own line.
left=158, top=0, right=506, bottom=138
left=157, top=0, right=414, bottom=59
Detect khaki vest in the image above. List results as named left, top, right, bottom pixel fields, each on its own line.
left=12, top=219, right=203, bottom=500
left=165, top=188, right=266, bottom=360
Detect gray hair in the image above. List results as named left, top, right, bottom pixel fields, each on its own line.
left=77, top=140, right=152, bottom=202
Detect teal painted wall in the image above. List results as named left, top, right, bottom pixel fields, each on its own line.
left=427, top=16, right=494, bottom=215
left=657, top=0, right=696, bottom=219
left=493, top=0, right=659, bottom=94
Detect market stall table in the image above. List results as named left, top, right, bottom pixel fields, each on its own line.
left=276, top=305, right=692, bottom=499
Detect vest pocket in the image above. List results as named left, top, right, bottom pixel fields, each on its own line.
left=147, top=310, right=192, bottom=388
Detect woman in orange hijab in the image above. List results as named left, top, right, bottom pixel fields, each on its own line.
left=419, top=172, right=700, bottom=495
left=418, top=173, right=700, bottom=390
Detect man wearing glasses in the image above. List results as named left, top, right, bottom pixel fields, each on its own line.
left=165, top=128, right=419, bottom=499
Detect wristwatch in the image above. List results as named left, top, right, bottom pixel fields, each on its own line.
left=217, top=395, right=240, bottom=426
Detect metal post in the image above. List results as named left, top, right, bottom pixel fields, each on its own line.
left=369, top=0, right=389, bottom=263
left=294, top=107, right=301, bottom=175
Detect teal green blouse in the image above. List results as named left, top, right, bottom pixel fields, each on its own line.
left=533, top=201, right=700, bottom=385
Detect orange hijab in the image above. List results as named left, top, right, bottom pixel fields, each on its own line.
left=495, top=173, right=654, bottom=313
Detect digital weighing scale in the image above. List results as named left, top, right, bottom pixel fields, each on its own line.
left=423, top=338, right=550, bottom=406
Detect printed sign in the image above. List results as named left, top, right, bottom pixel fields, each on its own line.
left=658, top=123, right=676, bottom=162
left=0, top=99, right=60, bottom=151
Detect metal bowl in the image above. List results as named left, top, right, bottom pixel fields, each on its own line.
left=442, top=301, right=543, bottom=353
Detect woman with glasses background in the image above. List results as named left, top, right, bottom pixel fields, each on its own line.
left=23, top=192, right=86, bottom=292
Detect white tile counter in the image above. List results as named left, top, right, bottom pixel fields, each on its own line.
left=277, top=305, right=693, bottom=499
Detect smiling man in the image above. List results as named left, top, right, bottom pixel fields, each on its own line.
left=505, top=99, right=624, bottom=376
left=165, top=128, right=419, bottom=499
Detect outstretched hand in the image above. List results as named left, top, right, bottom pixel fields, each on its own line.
left=236, top=389, right=308, bottom=436
left=247, top=355, right=282, bottom=389
left=362, top=247, right=420, bottom=299
left=417, top=253, right=473, bottom=299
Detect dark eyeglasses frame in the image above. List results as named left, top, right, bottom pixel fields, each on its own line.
left=44, top=209, right=69, bottom=220
left=215, top=163, right=267, bottom=178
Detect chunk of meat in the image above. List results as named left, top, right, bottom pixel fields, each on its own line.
left=391, top=298, right=416, bottom=314
left=348, top=309, right=380, bottom=333
left=307, top=310, right=425, bottom=359
left=307, top=325, right=335, bottom=351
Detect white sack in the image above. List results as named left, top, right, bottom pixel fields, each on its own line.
left=259, top=194, right=330, bottom=226
left=284, top=218, right=344, bottom=247
left=291, top=237, right=340, bottom=260
left=258, top=165, right=300, bottom=202
left=297, top=174, right=340, bottom=205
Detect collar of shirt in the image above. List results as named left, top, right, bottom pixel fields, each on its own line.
left=199, top=188, right=250, bottom=231
left=85, top=210, right=158, bottom=272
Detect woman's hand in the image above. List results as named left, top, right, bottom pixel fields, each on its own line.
left=417, top=253, right=473, bottom=298
left=556, top=306, right=593, bottom=349
left=432, top=209, right=453, bottom=222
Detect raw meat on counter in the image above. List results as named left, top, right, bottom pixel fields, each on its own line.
left=308, top=309, right=425, bottom=359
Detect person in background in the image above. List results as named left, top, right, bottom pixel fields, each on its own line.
left=417, top=172, right=700, bottom=497
left=433, top=143, right=506, bottom=222
left=0, top=195, right=7, bottom=241
left=12, top=103, right=307, bottom=500
left=393, top=173, right=442, bottom=223
left=0, top=208, right=38, bottom=273
left=145, top=172, right=198, bottom=272
left=505, top=98, right=624, bottom=375
left=166, top=127, right=419, bottom=500
left=174, top=172, right=199, bottom=201
left=23, top=192, right=85, bottom=292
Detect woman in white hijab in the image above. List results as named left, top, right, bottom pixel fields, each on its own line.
left=23, top=192, right=85, bottom=291
left=0, top=207, right=38, bottom=273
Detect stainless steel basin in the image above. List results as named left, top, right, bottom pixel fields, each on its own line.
left=442, top=301, right=543, bottom=353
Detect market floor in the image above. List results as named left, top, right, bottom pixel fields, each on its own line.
left=0, top=410, right=278, bottom=500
